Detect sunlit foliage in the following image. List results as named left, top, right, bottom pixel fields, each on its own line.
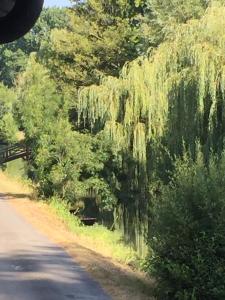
left=78, top=3, right=225, bottom=167
left=77, top=3, right=225, bottom=254
left=0, top=84, right=17, bottom=143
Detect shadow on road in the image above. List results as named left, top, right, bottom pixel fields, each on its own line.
left=0, top=245, right=110, bottom=300
left=0, top=192, right=32, bottom=200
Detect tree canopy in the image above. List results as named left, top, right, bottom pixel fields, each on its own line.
left=42, top=0, right=150, bottom=88
left=0, top=84, right=17, bottom=143
left=1, top=1, right=225, bottom=296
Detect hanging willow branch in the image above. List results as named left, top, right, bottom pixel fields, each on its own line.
left=78, top=3, right=225, bottom=171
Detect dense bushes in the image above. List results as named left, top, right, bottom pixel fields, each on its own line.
left=16, top=57, right=117, bottom=211
left=147, top=154, right=225, bottom=299
left=0, top=84, right=18, bottom=143
left=3, top=3, right=225, bottom=296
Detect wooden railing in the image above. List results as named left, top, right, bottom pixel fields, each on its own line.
left=0, top=143, right=30, bottom=164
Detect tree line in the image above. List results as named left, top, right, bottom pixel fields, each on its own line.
left=1, top=1, right=225, bottom=299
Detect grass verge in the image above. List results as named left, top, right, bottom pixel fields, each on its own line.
left=0, top=171, right=154, bottom=299
left=49, top=197, right=139, bottom=266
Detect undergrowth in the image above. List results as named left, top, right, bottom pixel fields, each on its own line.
left=49, top=197, right=140, bottom=267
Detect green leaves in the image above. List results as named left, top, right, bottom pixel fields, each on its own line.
left=149, top=0, right=209, bottom=24
left=16, top=55, right=63, bottom=140
left=42, top=0, right=149, bottom=89
left=0, top=84, right=18, bottom=143
left=78, top=3, right=225, bottom=178
left=148, top=154, right=225, bottom=299
left=15, top=58, right=116, bottom=210
left=34, top=120, right=115, bottom=209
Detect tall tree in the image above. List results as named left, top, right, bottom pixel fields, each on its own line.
left=146, top=0, right=210, bottom=44
left=0, top=84, right=18, bottom=143
left=77, top=3, right=225, bottom=252
left=41, top=0, right=150, bottom=88
left=16, top=56, right=116, bottom=210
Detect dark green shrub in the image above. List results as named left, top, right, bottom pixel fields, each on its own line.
left=147, top=154, right=225, bottom=299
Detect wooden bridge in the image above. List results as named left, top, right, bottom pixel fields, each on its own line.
left=0, top=143, right=30, bottom=164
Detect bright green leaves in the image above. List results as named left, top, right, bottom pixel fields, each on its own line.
left=0, top=84, right=18, bottom=143
left=16, top=55, right=62, bottom=140
left=77, top=4, right=225, bottom=173
left=16, top=57, right=116, bottom=211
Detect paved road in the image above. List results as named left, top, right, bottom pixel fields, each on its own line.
left=0, top=197, right=111, bottom=300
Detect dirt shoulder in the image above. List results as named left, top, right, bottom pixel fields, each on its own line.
left=0, top=173, right=154, bottom=300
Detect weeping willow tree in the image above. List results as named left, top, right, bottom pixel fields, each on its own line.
left=77, top=2, right=225, bottom=255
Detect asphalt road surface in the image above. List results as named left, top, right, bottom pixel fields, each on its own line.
left=0, top=197, right=111, bottom=300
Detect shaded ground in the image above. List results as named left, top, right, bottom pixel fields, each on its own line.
left=0, top=197, right=110, bottom=300
left=0, top=173, right=154, bottom=300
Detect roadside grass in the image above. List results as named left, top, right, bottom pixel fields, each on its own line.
left=0, top=171, right=154, bottom=299
left=4, top=158, right=27, bottom=179
left=0, top=168, right=142, bottom=268
left=49, top=197, right=140, bottom=266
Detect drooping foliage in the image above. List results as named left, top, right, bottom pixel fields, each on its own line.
left=78, top=3, right=225, bottom=167
left=77, top=3, right=225, bottom=253
left=2, top=0, right=225, bottom=284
